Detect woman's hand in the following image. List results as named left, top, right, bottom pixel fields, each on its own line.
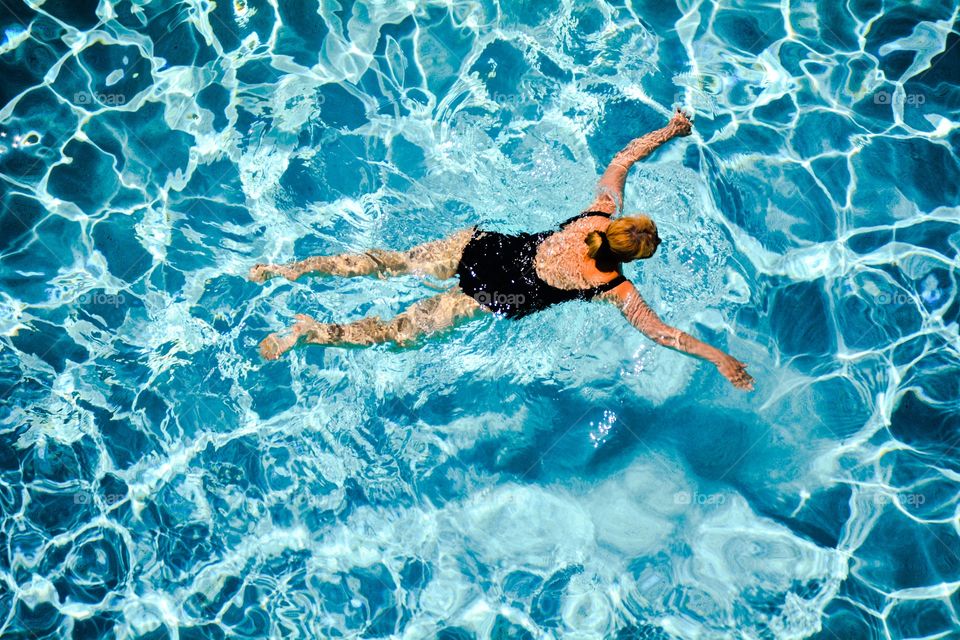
left=716, top=354, right=754, bottom=391
left=667, top=108, right=693, bottom=137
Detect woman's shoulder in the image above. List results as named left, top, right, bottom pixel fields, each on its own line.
left=598, top=275, right=634, bottom=299
left=559, top=210, right=613, bottom=228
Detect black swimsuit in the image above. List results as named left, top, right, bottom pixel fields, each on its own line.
left=455, top=211, right=626, bottom=318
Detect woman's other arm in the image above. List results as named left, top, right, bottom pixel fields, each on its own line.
left=604, top=280, right=754, bottom=391
left=585, top=109, right=693, bottom=214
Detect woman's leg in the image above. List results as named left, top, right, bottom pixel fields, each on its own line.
left=249, top=228, right=475, bottom=282
left=258, top=289, right=485, bottom=359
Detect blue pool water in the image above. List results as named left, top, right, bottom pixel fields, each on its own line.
left=1, top=0, right=959, bottom=638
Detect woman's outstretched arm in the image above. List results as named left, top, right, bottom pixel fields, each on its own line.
left=603, top=280, right=754, bottom=391
left=586, top=109, right=693, bottom=214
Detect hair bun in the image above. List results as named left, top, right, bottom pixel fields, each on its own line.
left=584, top=230, right=609, bottom=258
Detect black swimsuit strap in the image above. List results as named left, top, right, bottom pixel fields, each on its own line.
left=591, top=274, right=626, bottom=292
left=559, top=210, right=612, bottom=228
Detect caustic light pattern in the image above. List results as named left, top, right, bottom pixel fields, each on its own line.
left=1, top=0, right=959, bottom=638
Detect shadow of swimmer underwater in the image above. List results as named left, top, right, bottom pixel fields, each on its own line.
left=251, top=109, right=754, bottom=391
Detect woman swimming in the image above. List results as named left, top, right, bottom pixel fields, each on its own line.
left=250, top=110, right=754, bottom=390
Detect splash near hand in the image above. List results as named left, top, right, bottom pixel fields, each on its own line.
left=668, top=108, right=693, bottom=137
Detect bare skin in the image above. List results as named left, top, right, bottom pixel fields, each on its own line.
left=249, top=229, right=476, bottom=282
left=253, top=229, right=480, bottom=359
left=250, top=109, right=754, bottom=391
left=258, top=288, right=483, bottom=359
left=601, top=280, right=754, bottom=390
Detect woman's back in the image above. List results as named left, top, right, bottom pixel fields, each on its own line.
left=455, top=212, right=625, bottom=318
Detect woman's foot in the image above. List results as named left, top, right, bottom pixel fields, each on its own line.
left=259, top=314, right=337, bottom=360
left=259, top=332, right=297, bottom=360
left=248, top=263, right=300, bottom=283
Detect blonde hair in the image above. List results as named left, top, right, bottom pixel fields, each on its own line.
left=585, top=215, right=660, bottom=261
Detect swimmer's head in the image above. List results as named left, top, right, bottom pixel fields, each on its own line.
left=585, top=215, right=661, bottom=262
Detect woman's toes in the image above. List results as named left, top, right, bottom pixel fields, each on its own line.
left=259, top=332, right=298, bottom=360
left=248, top=264, right=270, bottom=282
left=249, top=264, right=299, bottom=283
left=259, top=334, right=283, bottom=359
left=250, top=264, right=283, bottom=283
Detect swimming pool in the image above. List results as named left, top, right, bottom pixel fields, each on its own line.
left=1, top=0, right=958, bottom=637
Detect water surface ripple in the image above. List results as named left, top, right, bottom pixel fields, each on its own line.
left=1, top=0, right=959, bottom=638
